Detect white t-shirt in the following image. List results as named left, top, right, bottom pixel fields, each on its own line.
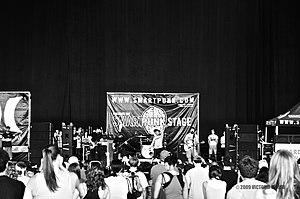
left=152, top=135, right=163, bottom=149
left=105, top=175, right=128, bottom=199
left=204, top=179, right=226, bottom=199
left=227, top=178, right=267, bottom=199
left=185, top=166, right=209, bottom=199
left=208, top=134, right=218, bottom=146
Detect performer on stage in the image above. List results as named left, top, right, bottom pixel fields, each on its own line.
left=89, top=129, right=103, bottom=161
left=220, top=131, right=226, bottom=160
left=73, top=127, right=83, bottom=161
left=2, top=126, right=20, bottom=160
left=184, top=127, right=199, bottom=164
left=53, top=130, right=63, bottom=150
left=150, top=129, right=164, bottom=159
left=208, top=129, right=218, bottom=160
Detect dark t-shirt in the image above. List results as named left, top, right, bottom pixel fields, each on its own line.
left=2, top=133, right=14, bottom=147
left=0, top=176, right=25, bottom=199
left=220, top=169, right=238, bottom=193
left=91, top=132, right=102, bottom=143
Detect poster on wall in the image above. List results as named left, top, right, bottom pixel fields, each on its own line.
left=0, top=92, right=30, bottom=161
left=106, top=92, right=199, bottom=152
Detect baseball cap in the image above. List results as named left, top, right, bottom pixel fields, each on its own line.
left=68, top=156, right=79, bottom=164
left=160, top=150, right=170, bottom=161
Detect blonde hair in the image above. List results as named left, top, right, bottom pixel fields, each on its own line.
left=268, top=150, right=300, bottom=199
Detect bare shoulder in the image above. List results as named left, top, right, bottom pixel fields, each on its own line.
left=69, top=171, right=79, bottom=179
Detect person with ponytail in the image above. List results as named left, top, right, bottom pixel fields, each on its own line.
left=23, top=145, right=85, bottom=199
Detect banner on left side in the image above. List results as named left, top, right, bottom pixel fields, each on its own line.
left=0, top=92, right=31, bottom=161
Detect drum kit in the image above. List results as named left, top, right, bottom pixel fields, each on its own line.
left=116, top=134, right=154, bottom=159
left=135, top=135, right=154, bottom=159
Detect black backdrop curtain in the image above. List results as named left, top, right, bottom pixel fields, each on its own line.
left=1, top=0, right=300, bottom=139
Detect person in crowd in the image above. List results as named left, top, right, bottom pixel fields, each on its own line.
left=0, top=149, right=25, bottom=199
left=68, top=162, right=88, bottom=199
left=262, top=149, right=300, bottom=199
left=220, top=155, right=238, bottom=193
left=256, top=167, right=269, bottom=183
left=185, top=156, right=209, bottom=199
left=208, top=129, right=218, bottom=160
left=84, top=166, right=110, bottom=199
left=150, top=150, right=171, bottom=199
left=105, top=159, right=128, bottom=199
left=125, top=156, right=149, bottom=199
left=184, top=127, right=199, bottom=164
left=226, top=155, right=266, bottom=199
left=23, top=144, right=85, bottom=199
left=203, top=165, right=226, bottom=199
left=153, top=156, right=188, bottom=199
left=15, top=161, right=30, bottom=185
left=68, top=156, right=87, bottom=182
left=151, top=129, right=164, bottom=159
left=7, top=160, right=18, bottom=179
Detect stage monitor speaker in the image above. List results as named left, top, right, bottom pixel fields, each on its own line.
left=30, top=122, right=54, bottom=165
left=61, top=126, right=73, bottom=159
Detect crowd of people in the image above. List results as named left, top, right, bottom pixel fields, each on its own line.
left=1, top=144, right=300, bottom=199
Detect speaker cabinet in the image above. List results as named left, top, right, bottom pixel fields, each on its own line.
left=238, top=124, right=258, bottom=160
left=30, top=122, right=54, bottom=165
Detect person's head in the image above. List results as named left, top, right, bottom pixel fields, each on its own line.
left=259, top=159, right=268, bottom=169
left=164, top=156, right=177, bottom=170
left=256, top=166, right=269, bottom=183
left=159, top=150, right=170, bottom=161
left=41, top=145, right=63, bottom=192
left=68, top=156, right=79, bottom=165
left=86, top=167, right=107, bottom=191
left=190, top=128, right=195, bottom=134
left=15, top=161, right=27, bottom=176
left=209, top=165, right=222, bottom=179
left=89, top=160, right=103, bottom=170
left=223, top=155, right=233, bottom=167
left=269, top=150, right=300, bottom=199
left=5, top=126, right=10, bottom=133
left=128, top=156, right=139, bottom=167
left=68, top=162, right=81, bottom=180
left=193, top=156, right=206, bottom=167
left=154, top=129, right=161, bottom=135
left=238, top=155, right=259, bottom=179
left=110, top=159, right=123, bottom=175
left=0, top=149, right=9, bottom=173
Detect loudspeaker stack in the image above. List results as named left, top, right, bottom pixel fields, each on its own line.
left=30, top=122, right=54, bottom=165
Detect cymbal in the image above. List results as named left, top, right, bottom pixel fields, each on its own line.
left=136, top=135, right=147, bottom=138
